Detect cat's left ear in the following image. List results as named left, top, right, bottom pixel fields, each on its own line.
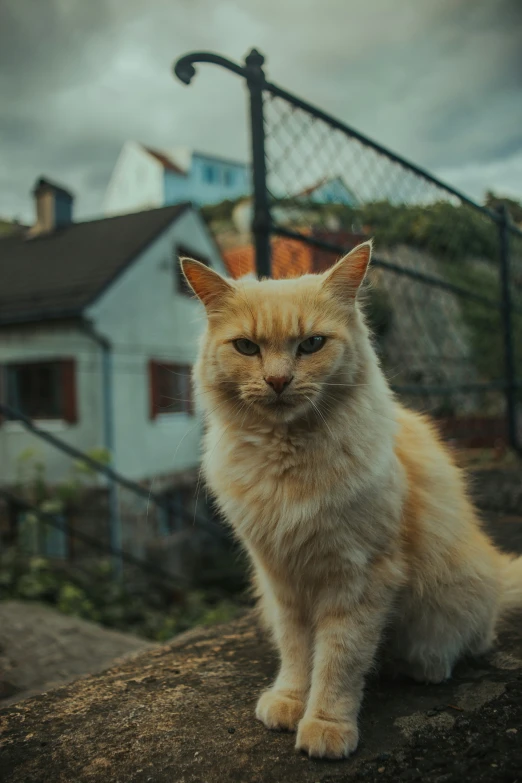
left=322, top=240, right=373, bottom=299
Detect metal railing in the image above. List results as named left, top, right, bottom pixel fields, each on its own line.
left=174, top=48, right=522, bottom=454
left=0, top=400, right=222, bottom=584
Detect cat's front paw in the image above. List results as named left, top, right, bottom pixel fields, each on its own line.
left=255, top=689, right=305, bottom=732
left=296, top=716, right=359, bottom=759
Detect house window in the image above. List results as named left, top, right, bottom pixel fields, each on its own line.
left=202, top=164, right=216, bottom=184
left=4, top=360, right=77, bottom=422
left=175, top=244, right=210, bottom=296
left=224, top=169, right=234, bottom=186
left=149, top=361, right=193, bottom=418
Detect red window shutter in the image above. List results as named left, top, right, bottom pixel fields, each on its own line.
left=61, top=359, right=78, bottom=424
left=149, top=360, right=159, bottom=419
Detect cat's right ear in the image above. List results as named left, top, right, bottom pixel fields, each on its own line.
left=180, top=258, right=234, bottom=311
left=321, top=240, right=373, bottom=299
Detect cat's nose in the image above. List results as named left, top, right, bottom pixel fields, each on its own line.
left=265, top=375, right=293, bottom=395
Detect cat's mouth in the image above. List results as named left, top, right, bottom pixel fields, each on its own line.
left=257, top=392, right=304, bottom=412
left=239, top=388, right=314, bottom=417
left=265, top=396, right=295, bottom=407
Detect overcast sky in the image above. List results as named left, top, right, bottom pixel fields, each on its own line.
left=1, top=0, right=521, bottom=222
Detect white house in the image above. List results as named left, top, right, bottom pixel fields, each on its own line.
left=103, top=142, right=251, bottom=216
left=0, top=178, right=227, bottom=495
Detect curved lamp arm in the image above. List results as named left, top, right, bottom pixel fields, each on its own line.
left=173, top=48, right=266, bottom=86
left=174, top=52, right=247, bottom=85
left=172, top=48, right=271, bottom=279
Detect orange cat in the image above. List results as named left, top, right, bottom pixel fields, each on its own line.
left=181, top=243, right=522, bottom=759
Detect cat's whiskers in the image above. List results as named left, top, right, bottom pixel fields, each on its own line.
left=322, top=390, right=399, bottom=427
left=320, top=368, right=403, bottom=389
left=145, top=477, right=156, bottom=530
left=304, top=394, right=336, bottom=439
left=321, top=382, right=372, bottom=388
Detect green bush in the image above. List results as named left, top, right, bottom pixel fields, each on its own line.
left=0, top=548, right=248, bottom=642
left=6, top=450, right=250, bottom=642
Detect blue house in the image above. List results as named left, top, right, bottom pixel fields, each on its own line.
left=104, top=142, right=251, bottom=215
left=297, top=176, right=359, bottom=207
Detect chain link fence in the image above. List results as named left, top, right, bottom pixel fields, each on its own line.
left=176, top=48, right=522, bottom=453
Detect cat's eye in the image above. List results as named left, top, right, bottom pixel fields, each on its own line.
left=298, top=336, right=326, bottom=354
left=234, top=338, right=260, bottom=356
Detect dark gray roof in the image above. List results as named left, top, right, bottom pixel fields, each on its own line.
left=0, top=203, right=190, bottom=325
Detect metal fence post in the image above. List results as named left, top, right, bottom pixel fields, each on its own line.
left=102, top=346, right=123, bottom=577
left=498, top=205, right=519, bottom=452
left=244, top=48, right=271, bottom=278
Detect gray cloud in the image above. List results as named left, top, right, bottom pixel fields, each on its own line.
left=1, top=0, right=521, bottom=222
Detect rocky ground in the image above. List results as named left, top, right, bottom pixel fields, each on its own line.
left=0, top=601, right=153, bottom=707
left=0, top=512, right=521, bottom=782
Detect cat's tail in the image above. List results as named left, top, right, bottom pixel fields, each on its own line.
left=500, top=553, right=522, bottom=614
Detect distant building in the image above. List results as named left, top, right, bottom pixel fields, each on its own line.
left=296, top=176, right=359, bottom=207
left=230, top=175, right=359, bottom=237
left=104, top=142, right=251, bottom=215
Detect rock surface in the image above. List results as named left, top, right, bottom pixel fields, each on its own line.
left=0, top=609, right=521, bottom=782
left=1, top=514, right=522, bottom=782
left=0, top=600, right=153, bottom=707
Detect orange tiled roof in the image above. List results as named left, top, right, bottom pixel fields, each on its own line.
left=222, top=229, right=366, bottom=280
left=223, top=234, right=313, bottom=279
left=144, top=147, right=186, bottom=176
